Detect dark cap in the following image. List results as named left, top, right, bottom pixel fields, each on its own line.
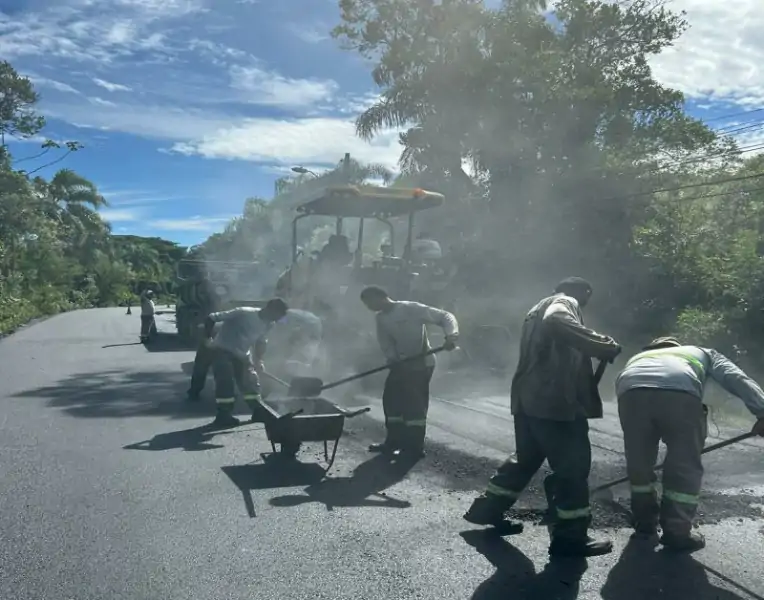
left=554, top=277, right=592, bottom=295
left=643, top=336, right=681, bottom=350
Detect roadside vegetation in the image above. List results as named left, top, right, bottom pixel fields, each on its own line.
left=0, top=60, right=183, bottom=335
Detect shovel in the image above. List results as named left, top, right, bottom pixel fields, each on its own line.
left=591, top=431, right=757, bottom=501
left=266, top=345, right=448, bottom=397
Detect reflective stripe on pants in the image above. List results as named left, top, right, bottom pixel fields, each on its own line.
left=618, top=388, right=707, bottom=537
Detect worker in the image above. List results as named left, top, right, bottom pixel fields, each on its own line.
left=615, top=337, right=764, bottom=551
left=139, top=289, right=156, bottom=343
left=359, top=286, right=459, bottom=459
left=202, top=298, right=289, bottom=429
left=186, top=322, right=218, bottom=402
left=463, top=277, right=622, bottom=558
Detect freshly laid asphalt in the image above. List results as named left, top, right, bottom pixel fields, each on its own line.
left=1, top=307, right=763, bottom=599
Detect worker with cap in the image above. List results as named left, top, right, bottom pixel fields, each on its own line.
left=463, top=277, right=622, bottom=557
left=616, top=336, right=764, bottom=551
left=201, top=298, right=289, bottom=429
left=360, top=286, right=459, bottom=460
left=139, top=289, right=156, bottom=343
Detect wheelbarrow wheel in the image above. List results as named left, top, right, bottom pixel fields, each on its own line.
left=279, top=442, right=301, bottom=458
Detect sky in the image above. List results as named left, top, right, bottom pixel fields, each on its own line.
left=1, top=0, right=762, bottom=248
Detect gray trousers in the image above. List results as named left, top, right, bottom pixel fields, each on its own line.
left=618, top=388, right=707, bottom=537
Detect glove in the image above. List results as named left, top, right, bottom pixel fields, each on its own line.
left=604, top=338, right=622, bottom=362
left=443, top=335, right=458, bottom=351
left=253, top=360, right=265, bottom=374
left=202, top=337, right=214, bottom=348
left=750, top=418, right=764, bottom=437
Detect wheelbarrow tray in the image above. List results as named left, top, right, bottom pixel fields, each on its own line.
left=259, top=396, right=347, bottom=443
left=255, top=396, right=370, bottom=471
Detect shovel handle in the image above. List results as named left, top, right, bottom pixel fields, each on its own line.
left=591, top=431, right=757, bottom=494
left=320, top=346, right=447, bottom=392
left=340, top=407, right=371, bottom=418
left=262, top=371, right=290, bottom=389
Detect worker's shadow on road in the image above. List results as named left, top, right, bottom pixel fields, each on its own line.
left=601, top=537, right=759, bottom=600
left=123, top=424, right=259, bottom=452
left=268, top=454, right=414, bottom=512
left=17, top=369, right=211, bottom=420
left=461, top=529, right=587, bottom=600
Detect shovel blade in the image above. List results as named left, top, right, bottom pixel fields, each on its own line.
left=288, top=376, right=324, bottom=397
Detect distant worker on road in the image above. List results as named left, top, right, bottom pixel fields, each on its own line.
left=463, top=277, right=622, bottom=558
left=139, top=289, right=156, bottom=343
left=615, top=337, right=764, bottom=552
left=360, top=286, right=459, bottom=460
left=201, top=299, right=289, bottom=429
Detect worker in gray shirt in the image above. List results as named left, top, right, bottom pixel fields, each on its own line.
left=616, top=337, right=764, bottom=552
left=202, top=299, right=288, bottom=429
left=360, top=286, right=458, bottom=460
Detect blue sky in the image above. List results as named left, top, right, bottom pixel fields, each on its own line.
left=1, top=0, right=761, bottom=247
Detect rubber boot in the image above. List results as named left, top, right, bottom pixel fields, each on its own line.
left=660, top=531, right=705, bottom=553
left=463, top=496, right=524, bottom=535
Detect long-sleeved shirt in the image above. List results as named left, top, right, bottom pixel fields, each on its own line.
left=511, top=293, right=620, bottom=420
left=209, top=307, right=272, bottom=361
left=140, top=293, right=155, bottom=317
left=616, top=345, right=764, bottom=418
left=374, top=301, right=458, bottom=368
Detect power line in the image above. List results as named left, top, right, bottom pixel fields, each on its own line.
left=703, top=107, right=764, bottom=124
left=663, top=184, right=764, bottom=204
left=602, top=170, right=764, bottom=202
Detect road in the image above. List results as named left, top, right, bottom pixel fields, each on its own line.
left=1, top=307, right=764, bottom=600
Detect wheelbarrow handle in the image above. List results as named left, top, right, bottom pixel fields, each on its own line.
left=340, top=407, right=371, bottom=418
left=321, top=346, right=447, bottom=392
left=591, top=431, right=757, bottom=494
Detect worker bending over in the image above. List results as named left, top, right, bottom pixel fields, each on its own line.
left=202, top=299, right=289, bottom=429
left=360, top=286, right=458, bottom=459
left=464, top=277, right=622, bottom=558
left=616, top=337, right=764, bottom=552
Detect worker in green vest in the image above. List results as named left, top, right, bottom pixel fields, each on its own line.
left=616, top=337, right=764, bottom=552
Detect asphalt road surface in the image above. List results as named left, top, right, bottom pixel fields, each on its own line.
left=2, top=308, right=764, bottom=600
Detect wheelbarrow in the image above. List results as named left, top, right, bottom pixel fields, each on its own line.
left=254, top=395, right=370, bottom=471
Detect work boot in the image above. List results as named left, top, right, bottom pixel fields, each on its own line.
left=369, top=442, right=396, bottom=455
left=660, top=531, right=705, bottom=553
left=211, top=412, right=240, bottom=429
left=549, top=535, right=613, bottom=557
left=186, top=390, right=201, bottom=402
left=631, top=520, right=659, bottom=541
left=463, top=497, right=524, bottom=535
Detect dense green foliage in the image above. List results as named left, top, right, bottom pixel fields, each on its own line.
left=0, top=61, right=184, bottom=334
left=200, top=0, right=764, bottom=360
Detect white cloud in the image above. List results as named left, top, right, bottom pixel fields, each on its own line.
left=229, top=65, right=337, bottom=108
left=648, top=0, right=763, bottom=107
left=90, top=97, right=117, bottom=106
left=0, top=0, right=204, bottom=63
left=147, top=216, right=233, bottom=231
left=288, top=23, right=331, bottom=44
left=99, top=208, right=141, bottom=222
left=27, top=74, right=81, bottom=95
left=93, top=77, right=132, bottom=92
left=170, top=117, right=403, bottom=169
